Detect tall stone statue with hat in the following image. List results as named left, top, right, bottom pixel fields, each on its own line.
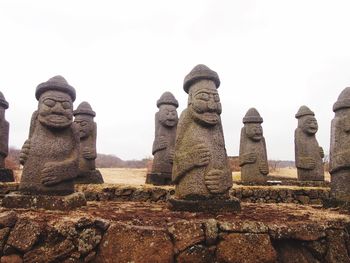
left=2, top=76, right=86, bottom=210
left=169, top=64, right=240, bottom=212
left=0, top=92, right=14, bottom=182
left=330, top=88, right=350, bottom=203
left=74, top=101, right=104, bottom=184
left=239, top=108, right=269, bottom=183
left=146, top=92, right=178, bottom=185
left=295, top=105, right=324, bottom=181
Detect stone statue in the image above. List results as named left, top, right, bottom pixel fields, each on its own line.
left=74, top=101, right=104, bottom=184
left=169, top=64, right=240, bottom=212
left=330, top=87, right=350, bottom=202
left=2, top=76, right=86, bottom=210
left=295, top=105, right=324, bottom=181
left=146, top=92, right=178, bottom=185
left=239, top=108, right=269, bottom=183
left=0, top=92, right=14, bottom=182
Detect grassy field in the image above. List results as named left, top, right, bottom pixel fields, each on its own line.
left=13, top=167, right=331, bottom=184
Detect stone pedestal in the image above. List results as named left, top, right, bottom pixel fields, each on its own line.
left=2, top=192, right=86, bottom=210
left=75, top=170, right=104, bottom=184
left=0, top=168, right=14, bottom=182
left=168, top=197, right=241, bottom=213
left=146, top=173, right=172, bottom=185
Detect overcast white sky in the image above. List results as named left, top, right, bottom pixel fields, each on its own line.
left=1, top=0, right=350, bottom=161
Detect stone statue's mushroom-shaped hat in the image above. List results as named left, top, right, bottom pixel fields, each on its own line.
left=0, top=92, right=9, bottom=109
left=333, top=87, right=350, bottom=112
left=243, top=108, right=263, bottom=123
left=183, top=64, right=220, bottom=93
left=157, top=92, right=179, bottom=108
left=36, top=75, right=76, bottom=102
left=295, top=105, right=315, bottom=119
left=73, top=101, right=96, bottom=117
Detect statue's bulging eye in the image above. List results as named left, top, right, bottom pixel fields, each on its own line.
left=61, top=102, right=71, bottom=109
left=43, top=99, right=55, bottom=107
left=196, top=92, right=209, bottom=101
left=214, top=94, right=220, bottom=102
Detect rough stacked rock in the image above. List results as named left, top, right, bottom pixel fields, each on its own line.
left=330, top=87, right=350, bottom=203
left=239, top=108, right=269, bottom=183
left=169, top=64, right=240, bottom=212
left=73, top=101, right=104, bottom=184
left=0, top=92, right=14, bottom=182
left=295, top=105, right=324, bottom=181
left=146, top=92, right=178, bottom=185
left=2, top=76, right=86, bottom=210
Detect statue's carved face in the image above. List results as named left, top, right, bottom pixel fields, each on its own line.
left=74, top=115, right=94, bottom=139
left=38, top=90, right=73, bottom=129
left=245, top=123, right=263, bottom=141
left=159, top=104, right=178, bottom=127
left=301, top=116, right=318, bottom=135
left=189, top=80, right=222, bottom=126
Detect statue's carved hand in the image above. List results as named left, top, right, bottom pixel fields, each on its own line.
left=319, top=147, right=324, bottom=158
left=19, top=140, right=31, bottom=165
left=303, top=157, right=316, bottom=169
left=83, top=147, right=96, bottom=160
left=205, top=169, right=227, bottom=194
left=192, top=143, right=210, bottom=167
left=168, top=149, right=175, bottom=163
left=41, top=163, right=61, bottom=186
left=244, top=153, right=257, bottom=164
left=259, top=163, right=269, bottom=175
left=158, top=137, right=168, bottom=150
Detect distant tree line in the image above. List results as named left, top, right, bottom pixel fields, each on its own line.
left=5, top=147, right=150, bottom=169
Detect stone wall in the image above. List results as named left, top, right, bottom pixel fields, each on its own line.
left=76, top=184, right=330, bottom=206
left=0, top=201, right=349, bottom=262
left=0, top=183, right=330, bottom=206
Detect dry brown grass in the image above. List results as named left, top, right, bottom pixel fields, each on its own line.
left=14, top=167, right=331, bottom=185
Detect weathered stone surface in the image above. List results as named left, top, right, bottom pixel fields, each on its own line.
left=204, top=219, right=217, bottom=246
left=0, top=254, right=22, bottom=263
left=76, top=228, right=102, bottom=255
left=216, top=233, right=277, bottom=263
left=147, top=92, right=178, bottom=186
left=0, top=93, right=10, bottom=172
left=268, top=223, right=326, bottom=241
left=74, top=101, right=103, bottom=184
left=275, top=240, right=319, bottom=263
left=325, top=229, right=350, bottom=263
left=171, top=64, right=239, bottom=212
left=18, top=76, right=79, bottom=196
left=23, top=239, right=75, bottom=263
left=0, top=211, right=17, bottom=228
left=176, top=245, right=214, bottom=263
left=168, top=220, right=204, bottom=252
left=0, top=228, right=10, bottom=252
left=330, top=87, right=350, bottom=202
left=96, top=223, right=174, bottom=263
left=6, top=218, right=41, bottom=253
left=239, top=108, right=269, bottom=183
left=2, top=192, right=86, bottom=210
left=295, top=105, right=324, bottom=181
left=218, top=221, right=268, bottom=233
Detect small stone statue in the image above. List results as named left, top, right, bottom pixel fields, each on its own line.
left=0, top=92, right=14, bottom=182
left=330, top=87, right=350, bottom=202
left=239, top=108, right=269, bottom=183
left=146, top=92, right=178, bottom=185
left=295, top=105, right=324, bottom=181
left=74, top=101, right=104, bottom=184
left=2, top=76, right=86, bottom=210
left=169, top=64, right=240, bottom=212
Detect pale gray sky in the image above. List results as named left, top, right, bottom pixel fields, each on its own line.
left=1, top=0, right=350, bottom=160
